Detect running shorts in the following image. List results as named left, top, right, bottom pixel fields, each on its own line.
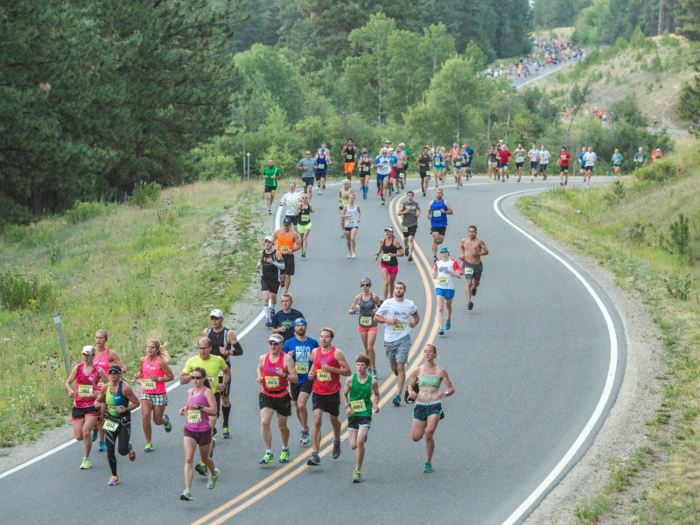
left=141, top=393, right=168, bottom=406
left=430, top=226, right=447, bottom=236
left=436, top=288, right=455, bottom=300
left=281, top=254, right=295, bottom=276
left=402, top=225, right=417, bottom=239
left=463, top=262, right=483, bottom=281
left=385, top=335, right=411, bottom=366
left=312, top=392, right=340, bottom=416
left=72, top=406, right=99, bottom=421
left=261, top=276, right=280, bottom=294
left=184, top=427, right=212, bottom=446
left=264, top=186, right=276, bottom=194
left=259, top=391, right=292, bottom=416
left=413, top=401, right=443, bottom=421
left=344, top=162, right=355, bottom=174
left=347, top=416, right=372, bottom=430
left=290, top=380, right=313, bottom=401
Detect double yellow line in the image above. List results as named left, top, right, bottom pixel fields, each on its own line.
left=192, top=192, right=439, bottom=525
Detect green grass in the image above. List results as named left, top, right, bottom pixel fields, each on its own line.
left=517, top=136, right=700, bottom=522
left=0, top=181, right=263, bottom=446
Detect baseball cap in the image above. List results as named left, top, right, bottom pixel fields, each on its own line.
left=210, top=309, right=224, bottom=318
left=264, top=235, right=273, bottom=242
left=440, top=247, right=449, bottom=253
left=82, top=346, right=95, bottom=356
left=384, top=139, right=392, bottom=144
left=293, top=318, right=307, bottom=327
left=399, top=142, right=405, bottom=147
left=108, top=364, right=122, bottom=374
left=384, top=226, right=394, bottom=232
left=283, top=217, right=293, bottom=226
left=269, top=334, right=284, bottom=343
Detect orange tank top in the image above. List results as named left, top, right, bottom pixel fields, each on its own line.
left=277, top=229, right=294, bottom=255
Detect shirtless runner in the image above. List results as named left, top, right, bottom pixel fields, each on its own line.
left=459, top=225, right=489, bottom=311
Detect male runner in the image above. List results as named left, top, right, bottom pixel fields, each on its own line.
left=452, top=148, right=464, bottom=188
left=538, top=145, right=551, bottom=180
left=279, top=182, right=301, bottom=230
left=341, top=139, right=357, bottom=185
left=374, top=282, right=420, bottom=406
left=583, top=146, right=597, bottom=185
left=273, top=218, right=302, bottom=293
left=464, top=142, right=474, bottom=179
left=460, top=225, right=489, bottom=311
left=282, top=319, right=319, bottom=445
left=416, top=146, right=432, bottom=196
left=427, top=188, right=453, bottom=261
left=398, top=191, right=421, bottom=263
left=307, top=328, right=351, bottom=466
left=513, top=143, right=526, bottom=182
left=256, top=235, right=285, bottom=327
left=579, top=147, right=587, bottom=177
left=263, top=159, right=281, bottom=215
left=374, top=148, right=392, bottom=205
left=342, top=354, right=380, bottom=483
left=203, top=309, right=243, bottom=439
left=634, top=147, right=646, bottom=168
left=497, top=143, right=510, bottom=182
left=271, top=293, right=305, bottom=342
left=296, top=151, right=316, bottom=201
left=558, top=146, right=571, bottom=186
left=528, top=143, right=540, bottom=180
left=394, top=144, right=408, bottom=193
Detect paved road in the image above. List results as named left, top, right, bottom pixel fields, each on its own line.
left=1, top=175, right=625, bottom=525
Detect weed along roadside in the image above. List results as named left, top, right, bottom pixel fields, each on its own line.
left=0, top=180, right=264, bottom=449
left=517, top=139, right=700, bottom=523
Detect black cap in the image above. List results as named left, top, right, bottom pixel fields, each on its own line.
left=108, top=364, right=122, bottom=374
left=283, top=217, right=292, bottom=226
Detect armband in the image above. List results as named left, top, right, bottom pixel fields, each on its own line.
left=231, top=341, right=243, bottom=356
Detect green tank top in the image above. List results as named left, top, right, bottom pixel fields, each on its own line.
left=349, top=373, right=373, bottom=417
left=105, top=380, right=128, bottom=417
left=417, top=368, right=441, bottom=389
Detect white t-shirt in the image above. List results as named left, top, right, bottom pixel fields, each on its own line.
left=528, top=149, right=539, bottom=162
left=376, top=298, right=418, bottom=343
left=434, top=258, right=460, bottom=290
left=539, top=150, right=551, bottom=164
left=279, top=192, right=301, bottom=216
left=583, top=151, right=597, bottom=167
left=374, top=155, right=392, bottom=175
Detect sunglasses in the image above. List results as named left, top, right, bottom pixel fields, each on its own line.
left=190, top=375, right=203, bottom=380
left=360, top=283, right=370, bottom=287
left=210, top=316, right=221, bottom=320
left=108, top=371, right=121, bottom=375
left=268, top=341, right=282, bottom=346
left=197, top=346, right=209, bottom=350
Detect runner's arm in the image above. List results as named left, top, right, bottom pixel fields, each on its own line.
left=439, top=369, right=455, bottom=399
left=293, top=232, right=302, bottom=251
left=256, top=356, right=265, bottom=385
left=65, top=366, right=78, bottom=395
left=478, top=240, right=489, bottom=256
left=227, top=331, right=243, bottom=356
left=407, top=369, right=419, bottom=399
left=341, top=376, right=352, bottom=411
left=201, top=389, right=218, bottom=416
left=307, top=349, right=317, bottom=379
left=332, top=350, right=352, bottom=377
left=122, top=384, right=141, bottom=412
left=108, top=349, right=127, bottom=372
left=444, top=200, right=454, bottom=215
left=348, top=295, right=361, bottom=314
left=158, top=359, right=175, bottom=382
left=283, top=354, right=298, bottom=384
left=371, top=379, right=380, bottom=412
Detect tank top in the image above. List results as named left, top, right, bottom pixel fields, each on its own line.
left=74, top=363, right=101, bottom=409
left=277, top=229, right=294, bottom=256
left=419, top=154, right=431, bottom=172
left=340, top=189, right=351, bottom=207
left=261, top=249, right=281, bottom=280
left=261, top=352, right=289, bottom=398
left=380, top=238, right=398, bottom=267
left=345, top=147, right=356, bottom=162
left=141, top=355, right=166, bottom=394
left=433, top=153, right=443, bottom=168
left=344, top=204, right=358, bottom=229
left=298, top=203, right=311, bottom=225
left=105, top=380, right=129, bottom=418
left=454, top=156, right=462, bottom=168
left=315, top=154, right=328, bottom=173
left=185, top=387, right=211, bottom=432
left=417, top=366, right=442, bottom=389
left=357, top=295, right=378, bottom=328
left=359, top=156, right=371, bottom=174
left=93, top=348, right=110, bottom=391
left=312, top=346, right=341, bottom=395
left=430, top=199, right=448, bottom=227
left=207, top=327, right=231, bottom=366
left=348, top=373, right=373, bottom=417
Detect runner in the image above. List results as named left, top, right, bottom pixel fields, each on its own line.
left=394, top=144, right=408, bottom=193
left=271, top=293, right=305, bottom=342
left=341, top=139, right=357, bottom=184
left=651, top=147, right=663, bottom=163
left=538, top=144, right=551, bottom=180
left=263, top=159, right=281, bottom=215
left=398, top=190, right=421, bottom=263
left=279, top=182, right=302, bottom=231
left=92, top=330, right=126, bottom=452
left=416, top=146, right=432, bottom=196
left=203, top=310, right=243, bottom=439
left=180, top=338, right=230, bottom=477
left=529, top=143, right=540, bottom=180
left=387, top=147, right=396, bottom=197
left=583, top=146, right=597, bottom=185
left=433, top=147, right=447, bottom=186
left=341, top=191, right=361, bottom=258
left=296, top=151, right=316, bottom=201
left=65, top=346, right=109, bottom=469
left=374, top=282, right=420, bottom=406
left=282, top=319, right=319, bottom=446
left=451, top=147, right=464, bottom=188
left=134, top=339, right=174, bottom=451
left=611, top=148, right=623, bottom=177
left=257, top=235, right=284, bottom=327
left=306, top=328, right=352, bottom=466
left=427, top=187, right=453, bottom=262
left=257, top=333, right=298, bottom=465
left=94, top=365, right=139, bottom=486
left=348, top=278, right=382, bottom=378
left=374, top=227, right=404, bottom=301
left=558, top=146, right=571, bottom=186
left=460, top=225, right=489, bottom=311
left=338, top=180, right=352, bottom=238
left=634, top=147, right=647, bottom=168
left=497, top=143, right=510, bottom=182
left=273, top=217, right=302, bottom=293
left=314, top=147, right=331, bottom=195
left=514, top=143, right=526, bottom=182
left=407, top=344, right=454, bottom=473
left=294, top=193, right=314, bottom=257
left=579, top=147, right=587, bottom=177
left=432, top=247, right=461, bottom=336
left=487, top=144, right=498, bottom=183
left=179, top=367, right=219, bottom=501
left=358, top=149, right=372, bottom=200
left=464, top=142, right=474, bottom=180
left=342, top=354, right=380, bottom=483
left=373, top=148, right=392, bottom=206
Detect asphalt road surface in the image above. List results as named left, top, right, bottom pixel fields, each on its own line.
left=1, top=173, right=625, bottom=525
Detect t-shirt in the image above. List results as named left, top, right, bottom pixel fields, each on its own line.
left=514, top=149, right=526, bottom=163
left=264, top=167, right=280, bottom=187
left=612, top=153, right=622, bottom=165
left=400, top=200, right=420, bottom=228
left=498, top=149, right=510, bottom=164
left=465, top=147, right=474, bottom=164
left=434, top=258, right=460, bottom=290
left=583, top=152, right=597, bottom=166
left=634, top=153, right=646, bottom=166
left=182, top=355, right=228, bottom=389
left=528, top=149, right=539, bottom=162
left=282, top=336, right=319, bottom=383
left=559, top=152, right=571, bottom=166
left=539, top=150, right=551, bottom=164
left=374, top=155, right=392, bottom=175
left=279, top=192, right=301, bottom=217
left=271, top=308, right=305, bottom=341
left=376, top=298, right=418, bottom=343
left=297, top=158, right=315, bottom=179
left=579, top=153, right=585, bottom=165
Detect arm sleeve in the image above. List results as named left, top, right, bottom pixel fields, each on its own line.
left=272, top=258, right=285, bottom=270
left=231, top=341, right=243, bottom=356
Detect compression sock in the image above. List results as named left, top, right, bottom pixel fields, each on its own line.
left=222, top=405, right=231, bottom=427
left=263, top=305, right=270, bottom=320
left=108, top=450, right=117, bottom=476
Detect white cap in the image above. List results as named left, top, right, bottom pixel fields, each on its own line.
left=264, top=235, right=274, bottom=242
left=269, top=334, right=284, bottom=343
left=399, top=143, right=405, bottom=147
left=210, top=309, right=224, bottom=318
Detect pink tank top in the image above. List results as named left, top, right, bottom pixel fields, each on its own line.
left=185, top=387, right=211, bottom=432
left=74, top=363, right=101, bottom=409
left=141, top=355, right=166, bottom=394
left=93, top=348, right=111, bottom=391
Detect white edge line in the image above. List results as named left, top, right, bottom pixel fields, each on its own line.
left=495, top=189, right=618, bottom=525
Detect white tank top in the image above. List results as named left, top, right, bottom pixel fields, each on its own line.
left=344, top=204, right=358, bottom=228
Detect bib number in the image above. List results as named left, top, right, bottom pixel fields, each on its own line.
left=362, top=166, right=369, bottom=173
left=317, top=371, right=331, bottom=382
left=207, top=376, right=216, bottom=386
left=318, top=163, right=325, bottom=170
left=381, top=253, right=391, bottom=262
left=264, top=376, right=280, bottom=389
left=438, top=276, right=449, bottom=286
left=360, top=316, right=372, bottom=327
left=77, top=384, right=93, bottom=397
left=143, top=379, right=157, bottom=391
left=464, top=267, right=474, bottom=276
left=346, top=154, right=353, bottom=160
left=350, top=399, right=366, bottom=412
left=187, top=410, right=202, bottom=424
left=433, top=210, right=442, bottom=218
left=281, top=246, right=289, bottom=254
left=346, top=218, right=356, bottom=227
left=393, top=321, right=406, bottom=331
left=300, top=214, right=309, bottom=222
left=287, top=201, right=296, bottom=209
left=295, top=362, right=309, bottom=374
left=401, top=225, right=408, bottom=233
left=103, top=419, right=119, bottom=432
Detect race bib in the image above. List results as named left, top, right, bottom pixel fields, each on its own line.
left=393, top=321, right=406, bottom=331
left=401, top=225, right=408, bottom=233
left=350, top=399, right=366, bottom=412
left=295, top=362, right=309, bottom=374
left=187, top=410, right=202, bottom=424
left=264, top=376, right=279, bottom=389
left=287, top=201, right=296, bottom=209
left=103, top=419, right=119, bottom=432
left=318, top=163, right=325, bottom=170
left=361, top=166, right=369, bottom=173
left=207, top=375, right=216, bottom=386
left=433, top=210, right=442, bottom=217
left=317, top=371, right=331, bottom=382
left=77, top=384, right=93, bottom=397
left=360, top=316, right=372, bottom=327
left=464, top=267, right=474, bottom=276
left=281, top=246, right=289, bottom=254
left=346, top=154, right=353, bottom=160
left=438, top=276, right=449, bottom=286
left=381, top=253, right=391, bottom=262
left=346, top=218, right=356, bottom=226
left=143, top=379, right=157, bottom=391
left=300, top=214, right=309, bottom=222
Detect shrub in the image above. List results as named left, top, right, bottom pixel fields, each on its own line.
left=129, top=181, right=161, bottom=207
left=634, top=159, right=677, bottom=184
left=0, top=265, right=56, bottom=311
left=65, top=200, right=105, bottom=224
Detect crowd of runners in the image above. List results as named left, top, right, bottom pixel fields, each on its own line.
left=484, top=37, right=583, bottom=79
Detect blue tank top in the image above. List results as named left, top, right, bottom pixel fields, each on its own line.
left=430, top=199, right=448, bottom=227
left=105, top=380, right=128, bottom=417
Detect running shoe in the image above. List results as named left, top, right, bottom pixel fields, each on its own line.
left=352, top=471, right=362, bottom=483
left=332, top=440, right=341, bottom=459
left=433, top=256, right=437, bottom=262
left=376, top=191, right=380, bottom=196
left=472, top=287, right=477, bottom=296
left=307, top=454, right=321, bottom=466
left=372, top=368, right=379, bottom=380
left=279, top=449, right=290, bottom=463
left=164, top=414, right=172, bottom=433
left=268, top=210, right=272, bottom=215
left=144, top=442, right=153, bottom=453
left=259, top=453, right=274, bottom=465
left=423, top=192, right=426, bottom=196
left=468, top=302, right=474, bottom=311
left=363, top=194, right=367, bottom=200
left=269, top=307, right=275, bottom=317
left=91, top=428, right=98, bottom=442
left=381, top=200, right=385, bottom=206
left=300, top=430, right=311, bottom=445
left=195, top=461, right=207, bottom=476
left=265, top=320, right=272, bottom=328
left=223, top=427, right=230, bottom=439
left=128, top=442, right=136, bottom=462
left=435, top=183, right=438, bottom=188
left=392, top=394, right=401, bottom=406
left=405, top=248, right=410, bottom=257
left=424, top=462, right=433, bottom=473
left=108, top=476, right=119, bottom=486
left=180, top=489, right=193, bottom=501
left=318, top=190, right=322, bottom=195
left=302, top=251, right=306, bottom=257
left=438, top=328, right=445, bottom=336
left=79, top=458, right=91, bottom=470
left=98, top=440, right=106, bottom=452
left=341, top=232, right=346, bottom=238
left=347, top=253, right=352, bottom=258
left=408, top=255, right=413, bottom=263
left=445, top=319, right=452, bottom=331
left=351, top=252, right=356, bottom=259
left=207, top=468, right=220, bottom=489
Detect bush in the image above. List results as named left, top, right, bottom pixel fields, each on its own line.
left=65, top=200, right=105, bottom=224
left=634, top=159, right=677, bottom=183
left=0, top=265, right=56, bottom=311
left=129, top=181, right=161, bottom=207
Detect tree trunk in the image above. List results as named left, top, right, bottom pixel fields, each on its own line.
left=658, top=0, right=665, bottom=36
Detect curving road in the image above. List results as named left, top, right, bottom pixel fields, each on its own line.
left=1, top=174, right=625, bottom=525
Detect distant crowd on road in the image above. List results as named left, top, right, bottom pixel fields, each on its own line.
left=484, top=37, right=584, bottom=79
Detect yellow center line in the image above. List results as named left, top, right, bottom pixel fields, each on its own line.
left=192, top=184, right=442, bottom=525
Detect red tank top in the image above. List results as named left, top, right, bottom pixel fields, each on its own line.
left=74, top=363, right=101, bottom=408
left=141, top=355, right=166, bottom=394
left=262, top=352, right=289, bottom=398
left=312, top=346, right=341, bottom=395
